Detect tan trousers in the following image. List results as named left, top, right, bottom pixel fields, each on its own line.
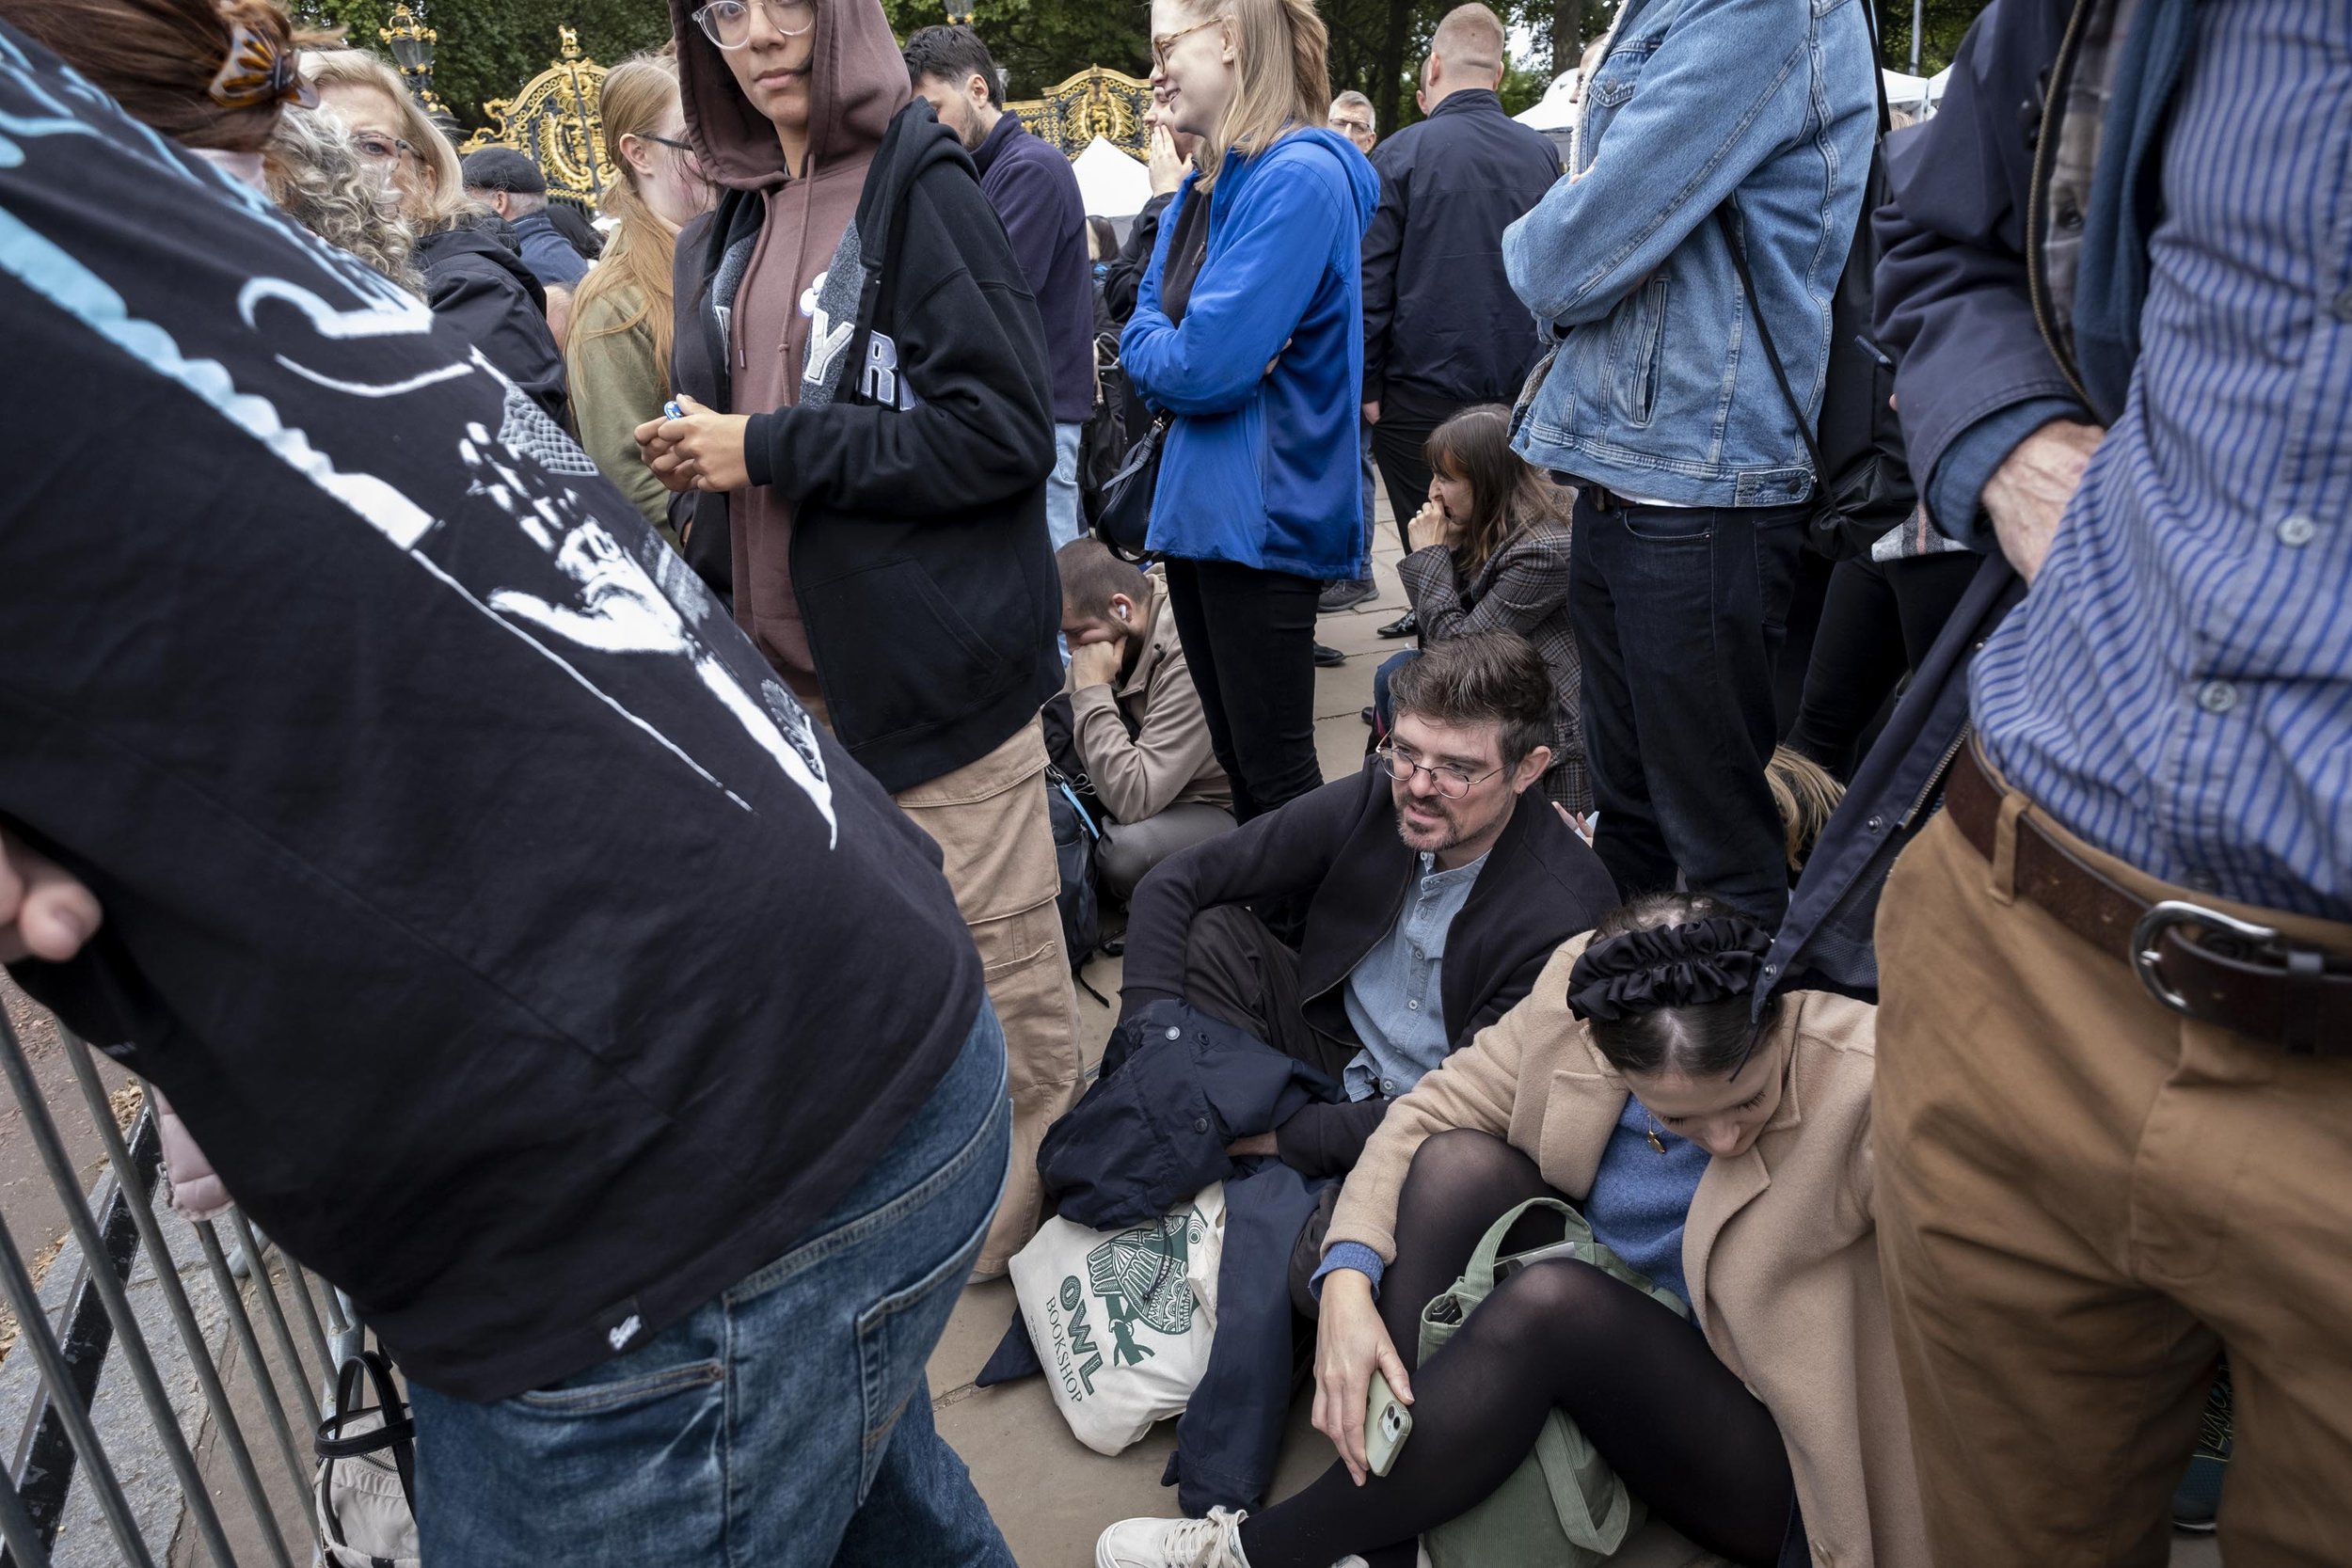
left=1875, top=795, right=2352, bottom=1568
left=896, top=718, right=1082, bottom=1275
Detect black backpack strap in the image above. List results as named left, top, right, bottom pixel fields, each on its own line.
left=1716, top=203, right=1828, bottom=486
left=316, top=1349, right=417, bottom=1507
left=1715, top=19, right=1895, bottom=496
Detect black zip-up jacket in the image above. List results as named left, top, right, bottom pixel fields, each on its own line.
left=416, top=215, right=567, bottom=427
left=671, top=103, right=1061, bottom=794
left=1359, top=89, right=1562, bottom=420
left=1120, top=762, right=1617, bottom=1173
left=1, top=28, right=982, bottom=1402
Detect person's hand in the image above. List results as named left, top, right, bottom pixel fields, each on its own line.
left=1552, top=802, right=1594, bottom=844
left=634, top=411, right=688, bottom=491
left=1147, top=123, right=1189, bottom=197
left=1362, top=400, right=1381, bottom=425
left=1, top=826, right=101, bottom=965
left=1069, top=638, right=1122, bottom=691
left=1981, top=419, right=2106, bottom=585
left=1225, top=1132, right=1279, bottom=1157
left=1407, top=499, right=1453, bottom=553
left=1311, top=1269, right=1411, bottom=1486
left=647, top=394, right=754, bottom=494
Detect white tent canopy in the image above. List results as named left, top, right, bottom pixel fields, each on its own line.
left=1514, top=69, right=1581, bottom=132
left=1516, top=65, right=1952, bottom=135
left=1073, top=135, right=1152, bottom=219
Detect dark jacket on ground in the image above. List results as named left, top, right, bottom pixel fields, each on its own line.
left=417, top=214, right=566, bottom=425
left=1122, top=761, right=1617, bottom=1172
left=1, top=25, right=981, bottom=1402
left=671, top=103, right=1061, bottom=794
left=1360, top=88, right=1560, bottom=420
left=974, top=110, right=1094, bottom=424
left=991, top=1000, right=1336, bottom=1514
left=1762, top=0, right=2168, bottom=1006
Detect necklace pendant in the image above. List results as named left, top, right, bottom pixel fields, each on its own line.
left=1645, top=1129, right=1666, bottom=1155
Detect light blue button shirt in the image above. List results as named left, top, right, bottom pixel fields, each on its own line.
left=1340, top=850, right=1487, bottom=1102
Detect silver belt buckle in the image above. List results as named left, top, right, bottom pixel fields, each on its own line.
left=2131, top=899, right=2281, bottom=1016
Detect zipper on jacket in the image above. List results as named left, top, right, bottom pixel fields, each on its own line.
left=2026, top=0, right=2096, bottom=407
left=1899, top=723, right=1974, bottom=830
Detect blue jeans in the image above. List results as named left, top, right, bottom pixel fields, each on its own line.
left=1047, top=421, right=1085, bottom=551
left=1568, top=492, right=1808, bottom=925
left=410, top=1005, right=1016, bottom=1568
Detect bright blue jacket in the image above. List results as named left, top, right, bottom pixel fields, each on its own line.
left=1122, top=128, right=1379, bottom=580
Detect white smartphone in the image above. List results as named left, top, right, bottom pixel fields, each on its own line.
left=1364, top=1370, right=1414, bottom=1479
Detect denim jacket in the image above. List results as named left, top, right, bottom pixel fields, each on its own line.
left=1502, top=0, right=1877, bottom=506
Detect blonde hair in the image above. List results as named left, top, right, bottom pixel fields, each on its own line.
left=1178, top=0, right=1330, bottom=191
left=568, top=54, right=681, bottom=393
left=299, top=48, right=475, bottom=233
left=263, top=104, right=424, bottom=293
left=1766, top=746, right=1845, bottom=869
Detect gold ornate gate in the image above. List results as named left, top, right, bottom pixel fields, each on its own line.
left=1007, top=67, right=1152, bottom=158
left=455, top=27, right=615, bottom=203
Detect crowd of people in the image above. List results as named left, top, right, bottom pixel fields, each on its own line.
left=0, top=0, right=2343, bottom=1562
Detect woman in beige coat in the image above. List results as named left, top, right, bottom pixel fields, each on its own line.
left=1098, top=893, right=1929, bottom=1568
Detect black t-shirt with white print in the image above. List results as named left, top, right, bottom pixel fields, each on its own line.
left=0, top=27, right=983, bottom=1401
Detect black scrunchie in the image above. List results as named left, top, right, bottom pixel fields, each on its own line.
left=1565, top=918, right=1772, bottom=1022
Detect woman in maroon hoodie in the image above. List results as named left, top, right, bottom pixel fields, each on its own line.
left=644, top=0, right=1083, bottom=1281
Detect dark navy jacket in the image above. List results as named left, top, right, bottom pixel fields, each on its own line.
left=1360, top=89, right=1561, bottom=420
left=1760, top=0, right=2181, bottom=1005
left=985, top=1001, right=1336, bottom=1513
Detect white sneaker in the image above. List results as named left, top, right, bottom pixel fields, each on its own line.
left=1095, top=1507, right=1251, bottom=1568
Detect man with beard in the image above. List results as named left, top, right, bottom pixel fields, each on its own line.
left=905, top=24, right=1093, bottom=549
left=1115, top=632, right=1616, bottom=1181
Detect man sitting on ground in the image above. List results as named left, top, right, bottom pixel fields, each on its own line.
left=1058, top=540, right=1234, bottom=901
left=1118, top=631, right=1616, bottom=1180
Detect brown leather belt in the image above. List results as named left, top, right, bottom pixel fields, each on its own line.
left=1943, top=741, right=2352, bottom=1056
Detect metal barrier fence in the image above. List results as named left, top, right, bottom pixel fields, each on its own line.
left=0, top=995, right=359, bottom=1568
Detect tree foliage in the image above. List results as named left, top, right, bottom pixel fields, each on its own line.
left=304, top=0, right=1992, bottom=147
left=294, top=0, right=675, bottom=132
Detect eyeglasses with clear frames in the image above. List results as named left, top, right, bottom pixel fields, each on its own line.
left=1151, top=15, right=1222, bottom=69
left=694, top=0, right=816, bottom=49
left=1374, top=743, right=1505, bottom=800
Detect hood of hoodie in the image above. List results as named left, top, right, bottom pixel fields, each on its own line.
left=673, top=0, right=911, bottom=191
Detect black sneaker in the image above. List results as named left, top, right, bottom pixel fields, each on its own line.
left=1376, top=610, right=1419, bottom=639
left=2172, top=1364, right=2232, bottom=1533
left=1312, top=642, right=1346, bottom=668
left=1318, top=578, right=1377, bottom=613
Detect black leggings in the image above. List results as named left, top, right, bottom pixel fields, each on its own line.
left=1240, top=1131, right=1799, bottom=1568
left=1162, top=556, right=1324, bottom=823
left=1785, top=551, right=1980, bottom=778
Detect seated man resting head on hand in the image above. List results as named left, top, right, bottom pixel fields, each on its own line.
left=1057, top=539, right=1235, bottom=900
left=1119, top=629, right=1618, bottom=1186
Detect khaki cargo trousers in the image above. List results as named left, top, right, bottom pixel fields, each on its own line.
left=895, top=718, right=1083, bottom=1275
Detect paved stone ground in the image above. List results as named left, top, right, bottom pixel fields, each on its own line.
left=930, top=527, right=2226, bottom=1568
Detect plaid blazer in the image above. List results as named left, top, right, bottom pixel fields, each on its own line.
left=1396, top=515, right=1590, bottom=814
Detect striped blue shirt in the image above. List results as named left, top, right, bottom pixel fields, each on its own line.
left=1973, top=0, right=2352, bottom=920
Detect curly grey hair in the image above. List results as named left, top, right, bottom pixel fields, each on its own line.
left=262, top=106, right=424, bottom=296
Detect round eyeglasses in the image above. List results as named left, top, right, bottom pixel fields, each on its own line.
left=1375, top=743, right=1505, bottom=800
left=693, top=0, right=816, bottom=49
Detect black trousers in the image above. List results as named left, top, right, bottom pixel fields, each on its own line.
left=1568, top=492, right=1809, bottom=926
left=1369, top=409, right=1444, bottom=557
left=1163, top=556, right=1324, bottom=823
left=1786, top=551, right=1982, bottom=778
